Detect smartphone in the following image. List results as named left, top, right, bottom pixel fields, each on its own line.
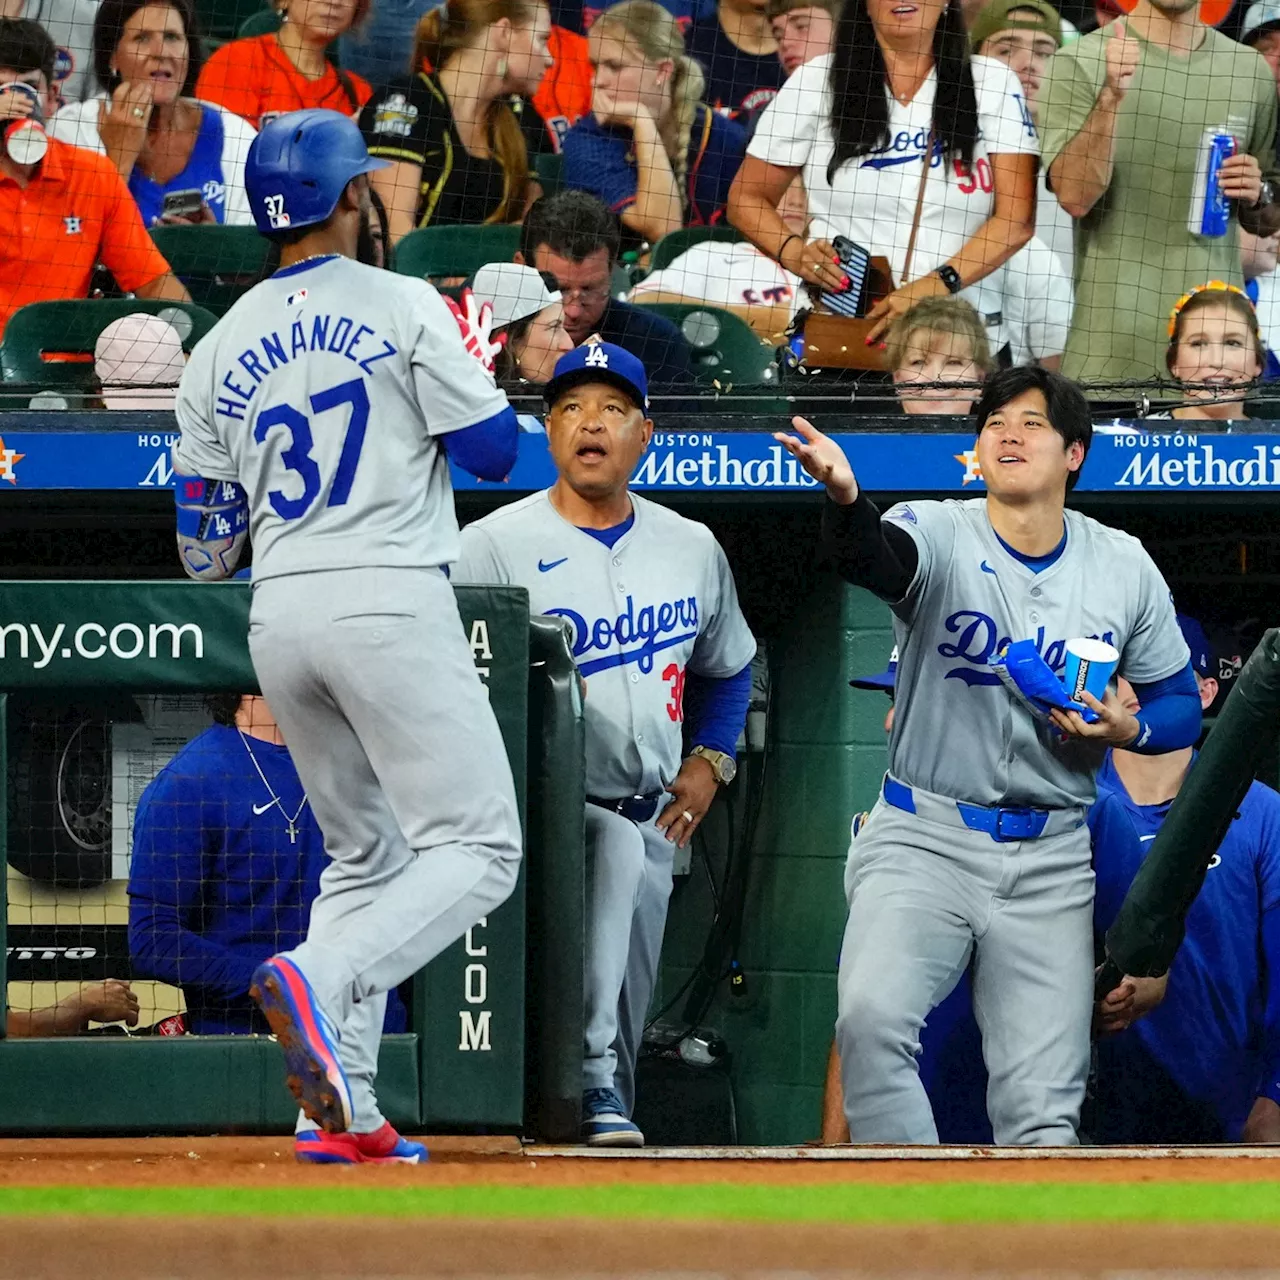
left=822, top=236, right=872, bottom=318
left=161, top=188, right=204, bottom=220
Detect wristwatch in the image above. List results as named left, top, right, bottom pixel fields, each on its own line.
left=935, top=264, right=963, bottom=294
left=1253, top=180, right=1276, bottom=210
left=691, top=746, right=737, bottom=784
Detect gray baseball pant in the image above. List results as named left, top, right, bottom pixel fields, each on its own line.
left=581, top=804, right=676, bottom=1114
left=836, top=789, right=1094, bottom=1146
left=249, top=566, right=523, bottom=1133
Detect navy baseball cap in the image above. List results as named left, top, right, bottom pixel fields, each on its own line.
left=1176, top=614, right=1212, bottom=679
left=850, top=647, right=898, bottom=691
left=544, top=341, right=649, bottom=411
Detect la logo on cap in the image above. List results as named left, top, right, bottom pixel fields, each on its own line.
left=585, top=344, right=609, bottom=368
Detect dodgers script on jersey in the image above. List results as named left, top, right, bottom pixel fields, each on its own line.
left=884, top=499, right=1189, bottom=810
left=454, top=491, right=756, bottom=796
left=173, top=255, right=508, bottom=580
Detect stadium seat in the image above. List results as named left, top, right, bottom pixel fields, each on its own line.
left=149, top=224, right=272, bottom=318
left=0, top=299, right=219, bottom=392
left=647, top=225, right=744, bottom=273
left=393, top=224, right=522, bottom=282
left=631, top=302, right=776, bottom=387
left=534, top=151, right=564, bottom=197
left=236, top=5, right=280, bottom=34
left=196, top=0, right=268, bottom=40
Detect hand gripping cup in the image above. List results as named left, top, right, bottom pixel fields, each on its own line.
left=1063, top=638, right=1120, bottom=705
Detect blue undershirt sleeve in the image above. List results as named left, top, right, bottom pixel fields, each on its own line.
left=440, top=405, right=519, bottom=481
left=683, top=663, right=753, bottom=759
left=1126, top=662, right=1202, bottom=755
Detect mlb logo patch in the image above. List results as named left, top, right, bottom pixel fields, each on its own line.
left=287, top=288, right=308, bottom=306
left=264, top=194, right=290, bottom=228
left=63, top=216, right=81, bottom=234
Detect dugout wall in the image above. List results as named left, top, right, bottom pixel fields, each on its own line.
left=0, top=579, right=586, bottom=1137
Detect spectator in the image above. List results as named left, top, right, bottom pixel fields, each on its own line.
left=339, top=0, right=439, bottom=87
left=128, top=693, right=407, bottom=1038
left=94, top=310, right=184, bottom=407
left=517, top=188, right=696, bottom=380
left=502, top=0, right=562, bottom=160
left=529, top=6, right=595, bottom=150
left=6, top=980, right=140, bottom=1035
left=195, top=0, right=372, bottom=131
left=363, top=0, right=541, bottom=242
left=728, top=0, right=1038, bottom=351
left=1040, top=1, right=1280, bottom=382
left=2, top=0, right=99, bottom=104
left=1161, top=282, right=1263, bottom=421
left=1242, top=226, right=1280, bottom=375
left=628, top=176, right=804, bottom=340
left=1241, top=0, right=1280, bottom=95
left=1092, top=627, right=1280, bottom=1145
left=469, top=260, right=573, bottom=382
left=766, top=0, right=839, bottom=76
left=887, top=295, right=993, bottom=414
left=969, top=0, right=1074, bottom=269
left=1000, top=234, right=1073, bottom=367
left=0, top=19, right=189, bottom=339
left=48, top=0, right=256, bottom=228
left=686, top=0, right=785, bottom=119
left=564, top=0, right=747, bottom=247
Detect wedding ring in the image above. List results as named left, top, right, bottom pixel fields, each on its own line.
left=132, top=107, right=145, bottom=117
left=681, top=809, right=694, bottom=823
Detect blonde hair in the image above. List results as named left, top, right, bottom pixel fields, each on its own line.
left=885, top=296, right=994, bottom=375
left=592, top=0, right=705, bottom=204
left=414, top=0, right=535, bottom=224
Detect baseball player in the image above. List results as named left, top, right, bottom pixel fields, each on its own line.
left=777, top=364, right=1201, bottom=1145
left=454, top=340, right=756, bottom=1146
left=1091, top=618, right=1280, bottom=1144
left=170, top=109, right=524, bottom=1162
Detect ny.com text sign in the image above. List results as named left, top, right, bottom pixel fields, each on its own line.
left=0, top=581, right=255, bottom=692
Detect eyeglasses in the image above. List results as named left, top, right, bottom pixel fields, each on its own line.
left=557, top=282, right=612, bottom=306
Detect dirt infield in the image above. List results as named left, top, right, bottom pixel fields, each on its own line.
left=3, top=1139, right=1280, bottom=1278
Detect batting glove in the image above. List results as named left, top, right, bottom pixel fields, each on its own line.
left=445, top=289, right=505, bottom=376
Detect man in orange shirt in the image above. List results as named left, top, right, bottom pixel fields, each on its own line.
left=0, top=19, right=187, bottom=339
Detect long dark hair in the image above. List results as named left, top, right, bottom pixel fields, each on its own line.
left=93, top=0, right=205, bottom=96
left=826, top=0, right=977, bottom=182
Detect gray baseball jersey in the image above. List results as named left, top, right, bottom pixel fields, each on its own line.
left=883, top=498, right=1188, bottom=810
left=455, top=490, right=757, bottom=797
left=174, top=255, right=508, bottom=583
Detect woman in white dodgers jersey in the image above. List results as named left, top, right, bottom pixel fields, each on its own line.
left=170, top=109, right=524, bottom=1164
left=727, top=0, right=1039, bottom=356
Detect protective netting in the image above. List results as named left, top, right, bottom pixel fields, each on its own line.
left=1, top=0, right=1277, bottom=414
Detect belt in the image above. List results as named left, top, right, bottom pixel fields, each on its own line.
left=881, top=775, right=1085, bottom=843
left=587, top=791, right=664, bottom=824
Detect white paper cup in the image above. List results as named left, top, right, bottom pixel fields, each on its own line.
left=1063, top=638, right=1120, bottom=704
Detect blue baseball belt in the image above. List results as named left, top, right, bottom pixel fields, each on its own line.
left=881, top=775, right=1086, bottom=843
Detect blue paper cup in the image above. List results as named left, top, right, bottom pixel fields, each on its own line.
left=1063, top=638, right=1119, bottom=705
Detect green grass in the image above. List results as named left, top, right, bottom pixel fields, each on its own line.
left=2, top=1181, right=1280, bottom=1224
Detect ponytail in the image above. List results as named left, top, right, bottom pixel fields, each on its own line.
left=665, top=54, right=703, bottom=204
left=486, top=99, right=531, bottom=224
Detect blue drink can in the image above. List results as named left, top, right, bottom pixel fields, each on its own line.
left=1188, top=131, right=1237, bottom=238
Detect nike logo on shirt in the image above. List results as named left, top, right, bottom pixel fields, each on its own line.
left=538, top=557, right=568, bottom=572
left=252, top=801, right=276, bottom=815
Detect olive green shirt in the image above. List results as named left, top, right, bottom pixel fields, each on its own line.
left=1040, top=22, right=1279, bottom=383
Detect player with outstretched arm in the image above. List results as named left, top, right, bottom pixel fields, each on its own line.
left=776, top=365, right=1201, bottom=1145
left=454, top=341, right=756, bottom=1146
left=169, top=109, right=524, bottom=1164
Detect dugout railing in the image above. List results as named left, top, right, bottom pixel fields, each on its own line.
left=0, top=580, right=587, bottom=1139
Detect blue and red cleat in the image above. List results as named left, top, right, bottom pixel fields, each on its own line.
left=295, top=1123, right=428, bottom=1164
left=250, top=956, right=352, bottom=1134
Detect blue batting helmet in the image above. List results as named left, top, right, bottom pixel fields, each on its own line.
left=244, top=109, right=389, bottom=236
